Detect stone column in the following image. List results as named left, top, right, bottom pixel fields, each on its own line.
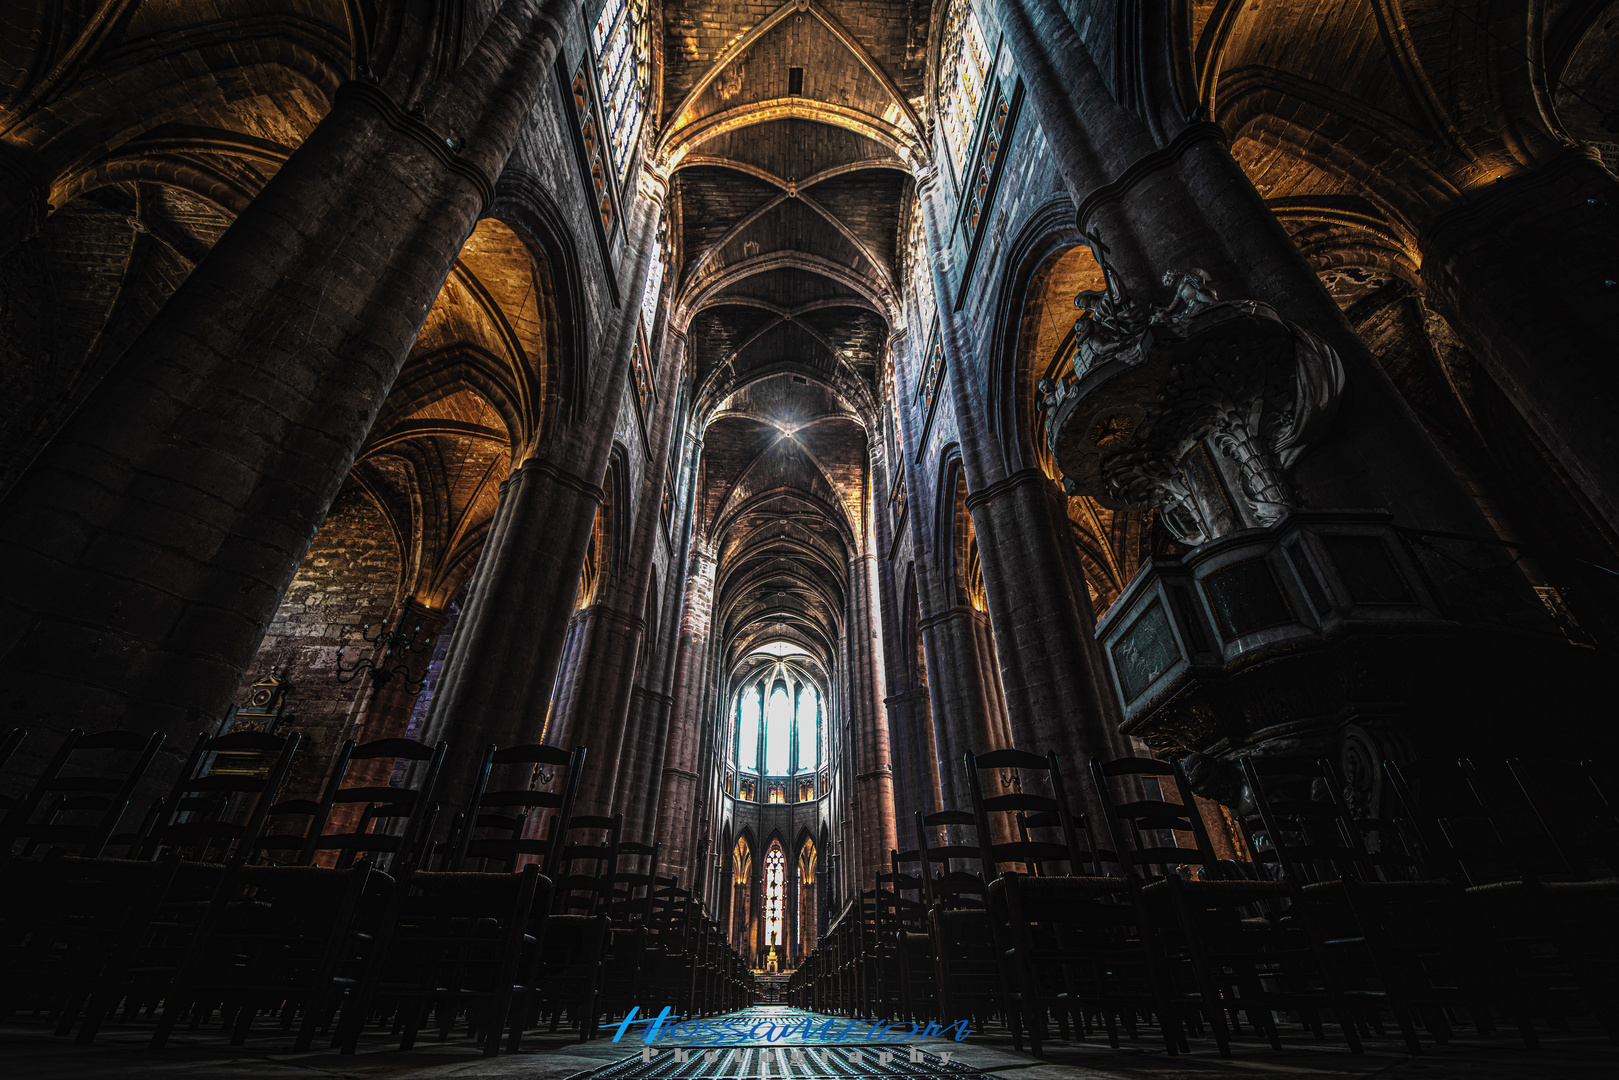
left=918, top=603, right=1011, bottom=807
left=0, top=0, right=571, bottom=788
left=993, top=0, right=1489, bottom=538
left=1421, top=149, right=1619, bottom=535
left=966, top=469, right=1133, bottom=780
left=615, top=686, right=674, bottom=842
left=654, top=537, right=715, bottom=884
left=867, top=339, right=946, bottom=830
left=544, top=604, right=645, bottom=815
left=847, top=527, right=896, bottom=888
left=885, top=298, right=1006, bottom=811
left=916, top=175, right=1126, bottom=797
left=550, top=330, right=687, bottom=819
left=420, top=191, right=665, bottom=811
left=416, top=456, right=603, bottom=799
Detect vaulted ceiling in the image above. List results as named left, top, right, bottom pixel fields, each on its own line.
left=663, top=0, right=926, bottom=680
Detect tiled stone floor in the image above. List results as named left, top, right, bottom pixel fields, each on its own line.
left=1, top=1006, right=1613, bottom=1080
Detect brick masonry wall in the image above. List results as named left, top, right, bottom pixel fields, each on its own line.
left=235, top=481, right=404, bottom=799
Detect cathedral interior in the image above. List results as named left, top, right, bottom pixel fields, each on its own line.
left=0, top=1, right=1617, bottom=1078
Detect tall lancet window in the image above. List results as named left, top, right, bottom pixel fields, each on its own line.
left=592, top=0, right=650, bottom=181
left=764, top=844, right=786, bottom=949
left=764, top=685, right=793, bottom=775
left=736, top=686, right=761, bottom=771
left=938, top=0, right=990, bottom=181
left=906, top=196, right=936, bottom=334
left=795, top=685, right=819, bottom=772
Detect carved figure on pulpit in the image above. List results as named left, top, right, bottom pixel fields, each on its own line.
left=1152, top=268, right=1218, bottom=325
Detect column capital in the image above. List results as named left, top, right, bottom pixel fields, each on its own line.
left=335, top=80, right=498, bottom=212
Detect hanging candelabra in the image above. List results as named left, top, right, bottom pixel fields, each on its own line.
left=335, top=609, right=431, bottom=695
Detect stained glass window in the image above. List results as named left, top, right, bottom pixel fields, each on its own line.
left=735, top=686, right=761, bottom=770
left=764, top=845, right=786, bottom=947
left=592, top=0, right=650, bottom=181
left=731, top=659, right=822, bottom=780
left=795, top=685, right=819, bottom=773
left=938, top=0, right=990, bottom=181
left=641, top=210, right=668, bottom=341
left=764, top=686, right=793, bottom=775
left=906, top=196, right=935, bottom=334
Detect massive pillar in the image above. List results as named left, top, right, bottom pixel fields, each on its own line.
left=965, top=470, right=1132, bottom=775
left=916, top=174, right=1127, bottom=788
left=549, top=331, right=686, bottom=819
left=869, top=333, right=944, bottom=827
left=918, top=602, right=1013, bottom=804
left=654, top=536, right=716, bottom=885
left=420, top=191, right=664, bottom=810
left=0, top=0, right=569, bottom=786
left=886, top=309, right=1004, bottom=811
left=1421, top=149, right=1619, bottom=535
left=617, top=358, right=700, bottom=843
left=847, top=527, right=897, bottom=887
left=993, top=0, right=1488, bottom=537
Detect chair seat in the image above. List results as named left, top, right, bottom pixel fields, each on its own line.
left=1145, top=877, right=1290, bottom=905
left=991, top=874, right=1127, bottom=899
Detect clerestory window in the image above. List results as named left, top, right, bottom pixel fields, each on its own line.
left=731, top=661, right=821, bottom=777
left=937, top=0, right=990, bottom=182
left=592, top=0, right=650, bottom=182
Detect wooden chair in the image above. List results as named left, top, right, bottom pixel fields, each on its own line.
left=444, top=743, right=584, bottom=873
left=1096, top=755, right=1347, bottom=1055
left=913, top=808, right=999, bottom=1028
left=888, top=846, right=934, bottom=1022
left=1506, top=757, right=1619, bottom=881
left=600, top=838, right=660, bottom=1019
left=0, top=854, right=224, bottom=1042
left=1242, top=755, right=1493, bottom=1052
left=1388, top=757, right=1619, bottom=1043
left=0, top=727, right=27, bottom=812
left=139, top=729, right=301, bottom=862
left=301, top=737, right=447, bottom=871
left=343, top=865, right=552, bottom=1056
left=966, top=750, right=1168, bottom=1056
left=0, top=729, right=165, bottom=868
left=533, top=813, right=620, bottom=1037
left=151, top=861, right=385, bottom=1050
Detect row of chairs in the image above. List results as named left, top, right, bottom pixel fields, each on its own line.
left=0, top=725, right=753, bottom=1054
left=789, top=749, right=1619, bottom=1058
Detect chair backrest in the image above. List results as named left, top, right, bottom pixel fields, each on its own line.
left=873, top=867, right=926, bottom=935
left=552, top=812, right=622, bottom=915
left=0, top=728, right=27, bottom=809
left=1383, top=758, right=1525, bottom=886
left=609, top=839, right=661, bottom=922
left=1505, top=757, right=1619, bottom=881
left=889, top=846, right=925, bottom=908
left=1091, top=755, right=1224, bottom=880
left=301, top=737, right=448, bottom=870
left=141, top=729, right=302, bottom=862
left=0, top=728, right=166, bottom=866
left=913, top=809, right=988, bottom=908
left=446, top=743, right=583, bottom=872
left=1238, top=757, right=1368, bottom=883
left=964, top=748, right=1097, bottom=878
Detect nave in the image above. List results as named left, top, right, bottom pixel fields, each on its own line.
left=2, top=0, right=1619, bottom=1075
